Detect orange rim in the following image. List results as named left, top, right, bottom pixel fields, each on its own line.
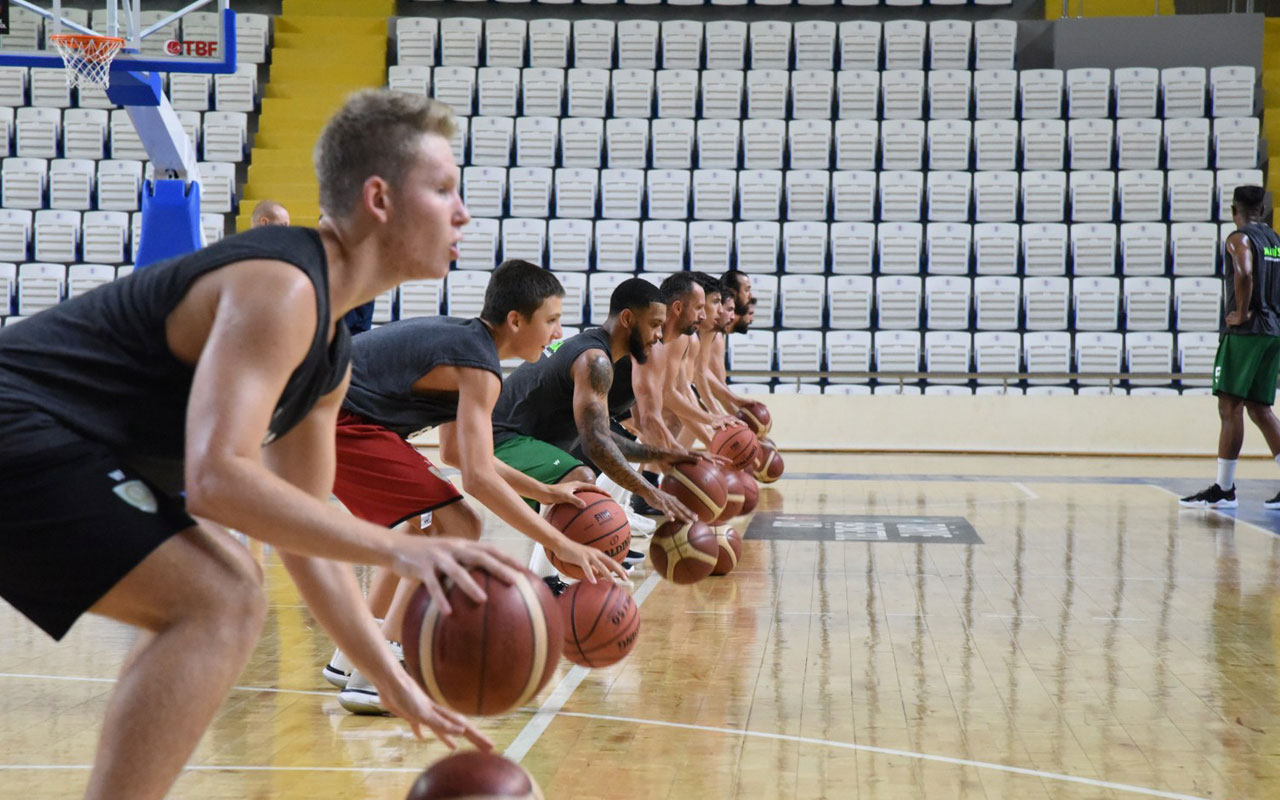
left=49, top=33, right=126, bottom=63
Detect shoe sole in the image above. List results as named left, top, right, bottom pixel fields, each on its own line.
left=322, top=665, right=350, bottom=689
left=1178, top=500, right=1238, bottom=509
left=338, top=691, right=389, bottom=716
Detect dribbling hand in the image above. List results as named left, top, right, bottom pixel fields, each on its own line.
left=538, top=481, right=597, bottom=508
left=389, top=537, right=524, bottom=615
left=552, top=539, right=631, bottom=584
left=642, top=486, right=698, bottom=524
left=376, top=667, right=494, bottom=751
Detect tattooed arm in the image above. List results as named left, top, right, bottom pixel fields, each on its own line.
left=570, top=350, right=696, bottom=523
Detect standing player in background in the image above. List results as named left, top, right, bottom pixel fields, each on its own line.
left=1182, top=186, right=1280, bottom=510
left=249, top=199, right=291, bottom=227
left=491, top=278, right=699, bottom=593
left=0, top=90, right=519, bottom=800
left=326, top=259, right=627, bottom=714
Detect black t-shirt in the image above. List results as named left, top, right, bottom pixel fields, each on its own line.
left=0, top=226, right=350, bottom=491
left=1225, top=221, right=1280, bottom=336
left=492, top=327, right=636, bottom=452
left=343, top=316, right=503, bottom=437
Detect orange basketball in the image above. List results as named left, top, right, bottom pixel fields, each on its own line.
left=406, top=751, right=543, bottom=799
left=649, top=520, right=719, bottom=584
left=711, top=425, right=759, bottom=470
left=402, top=567, right=563, bottom=716
left=713, top=467, right=746, bottom=524
left=557, top=579, right=640, bottom=668
left=545, top=488, right=630, bottom=580
left=712, top=527, right=743, bottom=576
left=753, top=441, right=784, bottom=484
left=736, top=401, right=772, bottom=436
left=660, top=461, right=727, bottom=523
left=737, top=471, right=760, bottom=515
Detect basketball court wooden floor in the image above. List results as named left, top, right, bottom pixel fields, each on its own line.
left=4, top=452, right=1280, bottom=799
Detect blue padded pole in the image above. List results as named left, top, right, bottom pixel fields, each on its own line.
left=135, top=178, right=203, bottom=269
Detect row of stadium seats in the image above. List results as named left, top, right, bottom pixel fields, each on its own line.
left=0, top=109, right=248, bottom=162
left=394, top=17, right=1019, bottom=71
left=350, top=268, right=1223, bottom=333
left=1, top=159, right=239, bottom=213
left=0, top=209, right=225, bottom=272
left=725, top=329, right=1216, bottom=384
left=0, top=63, right=260, bottom=113
left=395, top=65, right=1257, bottom=122
left=456, top=217, right=1237, bottom=275
left=443, top=115, right=1261, bottom=171
left=449, top=168, right=1259, bottom=224
left=0, top=9, right=271, bottom=65
left=731, top=383, right=1205, bottom=396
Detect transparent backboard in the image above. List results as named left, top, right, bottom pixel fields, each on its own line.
left=0, top=0, right=235, bottom=75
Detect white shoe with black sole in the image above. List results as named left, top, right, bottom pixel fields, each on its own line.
left=338, top=670, right=388, bottom=716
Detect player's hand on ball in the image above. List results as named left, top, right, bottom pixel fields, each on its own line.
left=553, top=539, right=630, bottom=584
left=390, top=537, right=524, bottom=615
left=538, top=481, right=595, bottom=508
left=377, top=668, right=493, bottom=751
left=643, top=486, right=698, bottom=524
left=1226, top=309, right=1251, bottom=327
left=712, top=414, right=746, bottom=430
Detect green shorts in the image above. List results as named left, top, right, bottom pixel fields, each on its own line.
left=1213, top=334, right=1280, bottom=405
left=493, top=435, right=586, bottom=510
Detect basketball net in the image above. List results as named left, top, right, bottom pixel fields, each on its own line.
left=49, top=34, right=127, bottom=89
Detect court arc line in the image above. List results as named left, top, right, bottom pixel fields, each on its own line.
left=550, top=710, right=1211, bottom=800
left=504, top=572, right=661, bottom=764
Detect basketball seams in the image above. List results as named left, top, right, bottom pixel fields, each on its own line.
left=420, top=591, right=448, bottom=710
left=669, top=469, right=724, bottom=517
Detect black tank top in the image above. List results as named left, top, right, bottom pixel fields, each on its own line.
left=344, top=316, right=502, bottom=437
left=1225, top=221, right=1280, bottom=336
left=0, top=226, right=350, bottom=489
left=492, top=327, right=635, bottom=452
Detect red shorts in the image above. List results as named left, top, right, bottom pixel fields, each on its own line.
left=332, top=409, right=463, bottom=528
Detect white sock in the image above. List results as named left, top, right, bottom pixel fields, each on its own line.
left=1217, top=458, right=1238, bottom=490
left=528, top=544, right=558, bottom=579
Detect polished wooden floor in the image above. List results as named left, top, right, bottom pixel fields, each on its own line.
left=4, top=453, right=1280, bottom=799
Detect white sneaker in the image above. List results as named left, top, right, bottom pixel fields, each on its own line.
left=626, top=508, right=657, bottom=538
left=322, top=636, right=400, bottom=689
left=338, top=669, right=388, bottom=715
left=322, top=647, right=353, bottom=689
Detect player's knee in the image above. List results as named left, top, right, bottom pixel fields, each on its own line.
left=1246, top=402, right=1274, bottom=423
left=562, top=466, right=595, bottom=484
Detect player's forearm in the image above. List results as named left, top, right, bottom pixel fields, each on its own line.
left=694, top=374, right=729, bottom=415
left=634, top=408, right=679, bottom=451
left=461, top=468, right=575, bottom=552
left=492, top=456, right=556, bottom=504
left=665, top=383, right=716, bottom=427
left=707, top=374, right=745, bottom=413
left=279, top=552, right=402, bottom=681
left=187, top=454, right=396, bottom=568
left=1235, top=272, right=1254, bottom=318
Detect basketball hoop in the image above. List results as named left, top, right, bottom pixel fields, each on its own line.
left=49, top=33, right=127, bottom=89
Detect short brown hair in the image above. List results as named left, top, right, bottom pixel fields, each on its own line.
left=314, top=90, right=457, bottom=218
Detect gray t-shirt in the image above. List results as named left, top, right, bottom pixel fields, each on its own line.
left=343, top=316, right=502, bottom=437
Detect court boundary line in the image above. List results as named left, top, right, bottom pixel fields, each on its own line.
left=549, top=710, right=1211, bottom=800
left=503, top=572, right=661, bottom=763
left=0, top=671, right=335, bottom=697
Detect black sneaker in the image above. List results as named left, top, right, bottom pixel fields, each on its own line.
left=1265, top=491, right=1280, bottom=510
left=622, top=549, right=645, bottom=570
left=1179, top=484, right=1238, bottom=509
left=630, top=493, right=663, bottom=516
left=542, top=575, right=570, bottom=597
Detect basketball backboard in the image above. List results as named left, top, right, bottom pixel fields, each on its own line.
left=0, top=0, right=235, bottom=74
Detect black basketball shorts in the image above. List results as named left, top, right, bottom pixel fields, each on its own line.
left=0, top=436, right=195, bottom=640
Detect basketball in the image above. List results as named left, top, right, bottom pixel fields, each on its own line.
left=737, top=471, right=760, bottom=515
left=711, top=425, right=759, bottom=470
left=754, top=441, right=784, bottom=484
left=557, top=579, right=640, bottom=668
left=659, top=461, right=727, bottom=523
left=401, top=567, right=564, bottom=716
left=406, top=751, right=543, bottom=800
left=649, top=520, right=719, bottom=584
left=545, top=487, right=631, bottom=580
left=736, top=401, right=772, bottom=436
left=713, top=467, right=746, bottom=524
left=712, top=527, right=743, bottom=576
